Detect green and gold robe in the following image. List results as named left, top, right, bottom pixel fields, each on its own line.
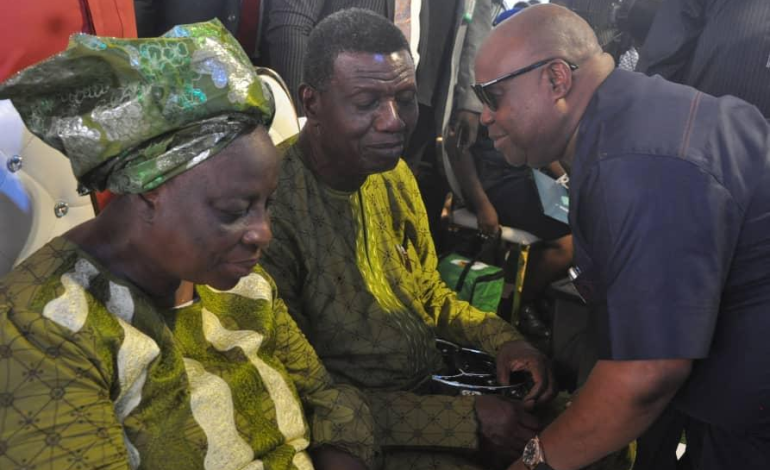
left=0, top=238, right=375, bottom=470
left=261, top=138, right=525, bottom=468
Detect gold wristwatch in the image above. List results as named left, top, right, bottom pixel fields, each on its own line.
left=522, top=435, right=553, bottom=470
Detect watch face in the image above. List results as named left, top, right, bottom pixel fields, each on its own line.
left=522, top=439, right=538, bottom=465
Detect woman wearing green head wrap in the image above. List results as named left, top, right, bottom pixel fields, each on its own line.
left=0, top=21, right=376, bottom=470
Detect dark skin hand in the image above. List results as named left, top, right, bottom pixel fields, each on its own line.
left=508, top=359, right=691, bottom=470
left=315, top=342, right=551, bottom=470
left=311, top=447, right=368, bottom=470
left=475, top=395, right=541, bottom=469
left=496, top=340, right=556, bottom=410
left=475, top=199, right=501, bottom=236
left=472, top=340, right=553, bottom=468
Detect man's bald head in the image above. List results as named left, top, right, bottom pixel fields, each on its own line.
left=479, top=4, right=602, bottom=72
left=474, top=4, right=614, bottom=169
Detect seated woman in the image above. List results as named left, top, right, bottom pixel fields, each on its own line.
left=0, top=21, right=374, bottom=470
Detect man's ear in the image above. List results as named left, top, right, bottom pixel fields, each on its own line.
left=546, top=61, right=574, bottom=100
left=299, top=83, right=321, bottom=122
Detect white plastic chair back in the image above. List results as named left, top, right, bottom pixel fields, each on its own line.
left=257, top=67, right=301, bottom=145
left=439, top=140, right=541, bottom=246
left=451, top=207, right=540, bottom=245
left=0, top=100, right=96, bottom=276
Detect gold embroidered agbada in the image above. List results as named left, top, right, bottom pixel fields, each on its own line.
left=261, top=138, right=526, bottom=469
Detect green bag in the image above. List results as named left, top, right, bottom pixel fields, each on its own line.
left=439, top=253, right=505, bottom=313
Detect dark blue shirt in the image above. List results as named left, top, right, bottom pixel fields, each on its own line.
left=570, top=70, right=770, bottom=443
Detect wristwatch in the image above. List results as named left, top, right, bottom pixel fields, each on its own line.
left=522, top=436, right=554, bottom=470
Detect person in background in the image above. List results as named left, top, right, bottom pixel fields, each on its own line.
left=0, top=21, right=375, bottom=470
left=134, top=0, right=236, bottom=36
left=134, top=0, right=264, bottom=61
left=0, top=0, right=137, bottom=82
left=261, top=9, right=555, bottom=470
left=447, top=2, right=573, bottom=305
left=638, top=0, right=770, bottom=118
left=475, top=4, right=770, bottom=469
left=263, top=0, right=487, bottom=121
left=449, top=129, right=573, bottom=303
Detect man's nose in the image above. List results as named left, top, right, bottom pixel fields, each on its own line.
left=375, top=100, right=406, bottom=132
left=480, top=105, right=495, bottom=127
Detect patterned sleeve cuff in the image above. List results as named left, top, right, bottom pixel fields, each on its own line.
left=306, top=385, right=379, bottom=468
left=367, top=391, right=479, bottom=451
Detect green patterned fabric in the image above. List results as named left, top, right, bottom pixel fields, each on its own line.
left=260, top=138, right=524, bottom=462
left=0, top=20, right=274, bottom=194
left=0, top=238, right=377, bottom=470
left=262, top=137, right=523, bottom=392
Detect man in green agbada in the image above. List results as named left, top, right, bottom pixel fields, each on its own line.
left=0, top=20, right=376, bottom=470
left=260, top=9, right=557, bottom=470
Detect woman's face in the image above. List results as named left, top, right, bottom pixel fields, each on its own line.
left=148, top=127, right=279, bottom=290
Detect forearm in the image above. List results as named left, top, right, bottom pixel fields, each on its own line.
left=453, top=147, right=493, bottom=213
left=534, top=359, right=691, bottom=470
left=406, top=163, right=515, bottom=351
left=368, top=391, right=479, bottom=451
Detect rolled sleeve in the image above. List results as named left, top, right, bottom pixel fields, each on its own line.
left=305, top=385, right=379, bottom=468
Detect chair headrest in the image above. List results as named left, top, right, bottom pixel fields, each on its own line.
left=257, top=67, right=301, bottom=144
left=0, top=100, right=95, bottom=276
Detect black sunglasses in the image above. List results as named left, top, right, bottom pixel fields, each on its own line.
left=472, top=57, right=579, bottom=111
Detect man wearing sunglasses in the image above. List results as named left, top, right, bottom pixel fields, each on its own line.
left=475, top=4, right=770, bottom=470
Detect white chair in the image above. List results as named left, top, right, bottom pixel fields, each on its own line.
left=0, top=100, right=96, bottom=277
left=257, top=67, right=301, bottom=145
left=449, top=207, right=540, bottom=246
left=439, top=134, right=541, bottom=319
